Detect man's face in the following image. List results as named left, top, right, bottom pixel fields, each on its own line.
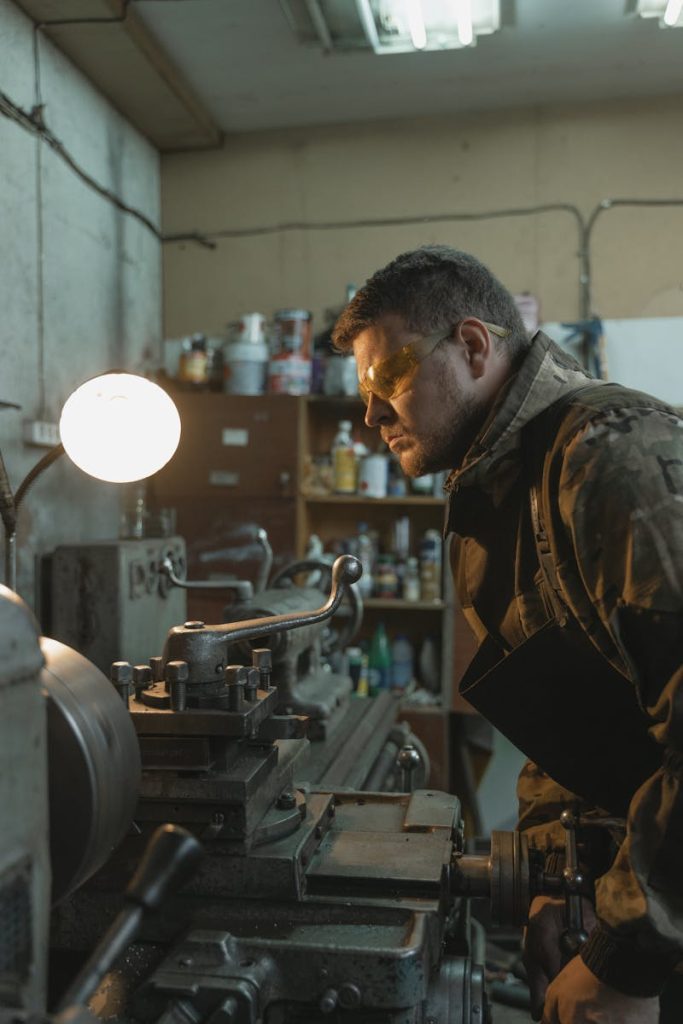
left=353, top=313, right=490, bottom=477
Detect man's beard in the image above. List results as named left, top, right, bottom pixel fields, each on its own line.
left=399, top=384, right=486, bottom=478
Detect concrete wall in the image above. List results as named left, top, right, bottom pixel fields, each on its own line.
left=161, top=95, right=683, bottom=339
left=0, top=0, right=161, bottom=607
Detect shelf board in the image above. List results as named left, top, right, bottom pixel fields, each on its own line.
left=303, top=494, right=445, bottom=506
left=364, top=598, right=445, bottom=611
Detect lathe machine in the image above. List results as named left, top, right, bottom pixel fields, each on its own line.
left=0, top=555, right=585, bottom=1024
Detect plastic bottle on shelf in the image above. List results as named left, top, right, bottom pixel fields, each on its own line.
left=332, top=419, right=357, bottom=494
left=417, top=636, right=440, bottom=693
left=411, top=473, right=434, bottom=495
left=387, top=453, right=407, bottom=496
left=356, top=522, right=374, bottom=599
left=368, top=622, right=392, bottom=694
left=353, top=433, right=369, bottom=463
left=346, top=646, right=363, bottom=691
left=391, top=635, right=414, bottom=691
left=374, top=556, right=399, bottom=599
left=177, top=334, right=209, bottom=388
left=356, top=653, right=370, bottom=697
left=403, top=557, right=421, bottom=602
left=419, top=528, right=443, bottom=602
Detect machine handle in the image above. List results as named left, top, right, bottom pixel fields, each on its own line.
left=559, top=809, right=589, bottom=959
left=165, top=554, right=362, bottom=655
left=160, top=556, right=254, bottom=600
left=57, top=825, right=202, bottom=1012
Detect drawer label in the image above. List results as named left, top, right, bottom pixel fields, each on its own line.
left=209, top=470, right=240, bottom=487
left=222, top=428, right=249, bottom=447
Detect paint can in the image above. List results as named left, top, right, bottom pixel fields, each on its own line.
left=267, top=353, right=312, bottom=395
left=223, top=339, right=269, bottom=395
left=358, top=453, right=389, bottom=498
left=272, top=309, right=312, bottom=358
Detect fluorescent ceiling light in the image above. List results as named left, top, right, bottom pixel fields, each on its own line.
left=354, top=0, right=501, bottom=53
left=282, top=0, right=502, bottom=54
left=406, top=0, right=428, bottom=49
left=635, top=0, right=683, bottom=27
left=664, top=0, right=683, bottom=25
left=456, top=0, right=474, bottom=46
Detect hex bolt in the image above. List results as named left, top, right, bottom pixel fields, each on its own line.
left=132, top=664, right=152, bottom=700
left=319, top=989, right=338, bottom=1014
left=166, top=660, right=189, bottom=711
left=225, top=665, right=248, bottom=711
left=149, top=656, right=164, bottom=684
left=110, top=662, right=133, bottom=707
left=276, top=789, right=297, bottom=810
left=245, top=667, right=259, bottom=703
left=338, top=983, right=362, bottom=1009
left=251, top=647, right=272, bottom=689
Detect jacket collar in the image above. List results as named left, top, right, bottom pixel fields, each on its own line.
left=445, top=330, right=598, bottom=496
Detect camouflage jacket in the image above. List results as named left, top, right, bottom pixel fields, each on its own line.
left=444, top=330, right=683, bottom=996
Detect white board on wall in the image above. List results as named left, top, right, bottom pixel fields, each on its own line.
left=541, top=317, right=683, bottom=407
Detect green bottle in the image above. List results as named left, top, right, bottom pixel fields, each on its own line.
left=368, top=622, right=392, bottom=695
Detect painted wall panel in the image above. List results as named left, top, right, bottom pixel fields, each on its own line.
left=161, top=97, right=683, bottom=340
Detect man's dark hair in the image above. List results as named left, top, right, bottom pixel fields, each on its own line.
left=332, top=245, right=530, bottom=363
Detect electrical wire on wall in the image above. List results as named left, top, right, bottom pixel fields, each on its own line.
left=583, top=198, right=683, bottom=316
left=0, top=85, right=212, bottom=247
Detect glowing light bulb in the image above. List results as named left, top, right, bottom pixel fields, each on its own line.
left=59, top=373, right=181, bottom=483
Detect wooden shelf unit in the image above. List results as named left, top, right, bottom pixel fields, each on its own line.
left=299, top=393, right=453, bottom=711
left=152, top=390, right=459, bottom=786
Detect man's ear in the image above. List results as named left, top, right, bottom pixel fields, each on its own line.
left=456, top=318, right=493, bottom=380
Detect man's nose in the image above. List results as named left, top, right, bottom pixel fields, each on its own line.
left=364, top=392, right=393, bottom=427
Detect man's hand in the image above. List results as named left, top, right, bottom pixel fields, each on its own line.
left=541, top=955, right=659, bottom=1024
left=523, top=895, right=597, bottom=1020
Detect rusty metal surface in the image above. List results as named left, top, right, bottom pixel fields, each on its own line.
left=130, top=686, right=279, bottom=736
left=305, top=792, right=456, bottom=900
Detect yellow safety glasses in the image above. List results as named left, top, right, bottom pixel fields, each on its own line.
left=358, top=322, right=510, bottom=406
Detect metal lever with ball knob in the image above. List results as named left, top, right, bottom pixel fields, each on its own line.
left=56, top=825, right=202, bottom=1014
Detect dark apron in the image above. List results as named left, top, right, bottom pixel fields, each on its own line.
left=459, top=620, right=661, bottom=817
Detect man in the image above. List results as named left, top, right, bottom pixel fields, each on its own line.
left=332, top=245, right=683, bottom=1024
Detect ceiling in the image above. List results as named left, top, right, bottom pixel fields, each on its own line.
left=15, top=0, right=683, bottom=150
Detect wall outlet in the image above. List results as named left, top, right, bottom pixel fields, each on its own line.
left=23, top=420, right=61, bottom=447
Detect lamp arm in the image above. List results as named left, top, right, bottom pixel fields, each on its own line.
left=0, top=450, right=17, bottom=535
left=3, top=443, right=65, bottom=592
left=14, top=443, right=65, bottom=511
